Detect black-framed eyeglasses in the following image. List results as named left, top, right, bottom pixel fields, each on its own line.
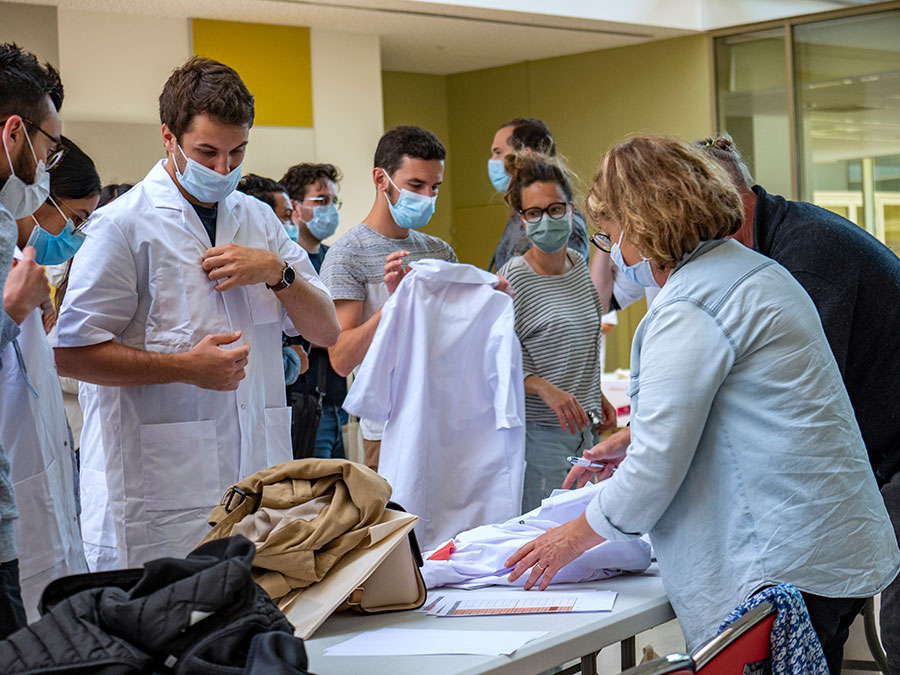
left=300, top=196, right=342, bottom=210
left=21, top=118, right=66, bottom=170
left=590, top=232, right=612, bottom=253
left=519, top=201, right=569, bottom=225
left=53, top=196, right=90, bottom=231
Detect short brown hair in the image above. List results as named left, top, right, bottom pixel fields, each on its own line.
left=502, top=151, right=573, bottom=214
left=586, top=136, right=743, bottom=270
left=280, top=163, right=342, bottom=202
left=374, top=125, right=445, bottom=176
left=159, top=56, right=254, bottom=140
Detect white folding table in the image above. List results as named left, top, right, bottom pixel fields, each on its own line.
left=304, top=564, right=675, bottom=675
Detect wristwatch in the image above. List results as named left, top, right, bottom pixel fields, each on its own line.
left=267, top=261, right=296, bottom=292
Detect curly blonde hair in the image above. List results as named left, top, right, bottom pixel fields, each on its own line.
left=586, top=136, right=743, bottom=270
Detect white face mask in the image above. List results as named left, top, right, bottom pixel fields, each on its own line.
left=0, top=129, right=50, bottom=219
left=173, top=144, right=242, bottom=204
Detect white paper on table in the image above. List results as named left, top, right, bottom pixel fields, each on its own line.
left=322, top=627, right=547, bottom=656
left=421, top=589, right=617, bottom=616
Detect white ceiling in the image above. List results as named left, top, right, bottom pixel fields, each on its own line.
left=4, top=0, right=885, bottom=74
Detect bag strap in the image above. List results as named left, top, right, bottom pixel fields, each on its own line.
left=316, top=349, right=328, bottom=398
left=386, top=501, right=424, bottom=568
left=201, top=485, right=262, bottom=545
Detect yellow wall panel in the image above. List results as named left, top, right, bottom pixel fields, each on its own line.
left=192, top=19, right=313, bottom=128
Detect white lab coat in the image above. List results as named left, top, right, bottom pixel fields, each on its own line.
left=421, top=484, right=652, bottom=589
left=343, top=259, right=526, bottom=550
left=1, top=248, right=88, bottom=620
left=78, top=380, right=119, bottom=571
left=55, top=160, right=327, bottom=567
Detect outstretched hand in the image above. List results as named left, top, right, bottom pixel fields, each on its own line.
left=505, top=513, right=606, bottom=590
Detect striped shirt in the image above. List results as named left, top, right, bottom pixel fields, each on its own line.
left=320, top=224, right=457, bottom=323
left=499, top=250, right=604, bottom=427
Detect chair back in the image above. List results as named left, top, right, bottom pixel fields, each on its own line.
left=692, top=601, right=775, bottom=674
left=621, top=653, right=695, bottom=675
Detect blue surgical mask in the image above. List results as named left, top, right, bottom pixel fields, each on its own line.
left=610, top=232, right=659, bottom=288
left=382, top=172, right=436, bottom=230
left=525, top=208, right=572, bottom=254
left=283, top=220, right=300, bottom=242
left=487, top=158, right=510, bottom=193
left=173, top=144, right=242, bottom=204
left=306, top=204, right=339, bottom=241
left=26, top=197, right=86, bottom=265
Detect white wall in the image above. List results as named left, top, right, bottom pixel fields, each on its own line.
left=244, top=126, right=317, bottom=182
left=310, top=29, right=384, bottom=242
left=44, top=9, right=386, bottom=226
left=57, top=8, right=189, bottom=125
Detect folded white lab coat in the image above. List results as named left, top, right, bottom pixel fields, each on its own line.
left=422, top=483, right=652, bottom=589
left=343, top=259, right=526, bottom=550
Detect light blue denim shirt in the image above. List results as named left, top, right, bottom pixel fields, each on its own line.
left=585, top=239, right=899, bottom=649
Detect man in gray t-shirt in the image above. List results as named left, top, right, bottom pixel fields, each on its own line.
left=320, top=126, right=456, bottom=470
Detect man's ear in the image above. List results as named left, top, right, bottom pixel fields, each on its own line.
left=373, top=167, right=389, bottom=191
left=1, top=115, right=26, bottom=158
left=161, top=124, right=176, bottom=155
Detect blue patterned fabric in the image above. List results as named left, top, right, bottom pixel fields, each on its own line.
left=718, top=583, right=828, bottom=675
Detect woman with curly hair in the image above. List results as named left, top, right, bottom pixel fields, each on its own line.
left=505, top=136, right=899, bottom=670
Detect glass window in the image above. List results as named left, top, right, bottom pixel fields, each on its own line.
left=794, top=10, right=900, bottom=244
left=715, top=29, right=793, bottom=196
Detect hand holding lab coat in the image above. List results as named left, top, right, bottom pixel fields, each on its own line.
left=344, top=259, right=526, bottom=550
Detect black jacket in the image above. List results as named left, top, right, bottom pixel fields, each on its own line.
left=752, top=186, right=900, bottom=482
left=0, top=536, right=309, bottom=674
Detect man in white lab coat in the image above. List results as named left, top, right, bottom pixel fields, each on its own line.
left=54, top=57, right=340, bottom=567
left=0, top=42, right=66, bottom=637
left=1, top=137, right=99, bottom=620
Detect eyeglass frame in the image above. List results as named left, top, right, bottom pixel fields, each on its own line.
left=20, top=117, right=66, bottom=170
left=518, top=201, right=571, bottom=225
left=296, top=195, right=343, bottom=210
left=590, top=231, right=612, bottom=253
left=51, top=195, right=90, bottom=232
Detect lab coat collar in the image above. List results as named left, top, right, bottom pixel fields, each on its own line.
left=142, top=159, right=241, bottom=247
left=409, top=259, right=501, bottom=288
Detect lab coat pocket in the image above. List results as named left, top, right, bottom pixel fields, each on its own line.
left=248, top=285, right=281, bottom=326
left=13, top=467, right=65, bottom=574
left=264, top=406, right=293, bottom=467
left=140, top=420, right=221, bottom=511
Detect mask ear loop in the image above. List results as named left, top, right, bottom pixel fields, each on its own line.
left=2, top=120, right=42, bottom=181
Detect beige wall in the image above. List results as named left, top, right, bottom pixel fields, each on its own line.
left=0, top=2, right=59, bottom=67
left=310, top=29, right=384, bottom=243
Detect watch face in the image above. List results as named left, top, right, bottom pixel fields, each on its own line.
left=283, top=265, right=296, bottom=285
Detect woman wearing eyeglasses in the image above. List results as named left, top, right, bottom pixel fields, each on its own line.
left=497, top=152, right=615, bottom=512
left=1, top=135, right=99, bottom=620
